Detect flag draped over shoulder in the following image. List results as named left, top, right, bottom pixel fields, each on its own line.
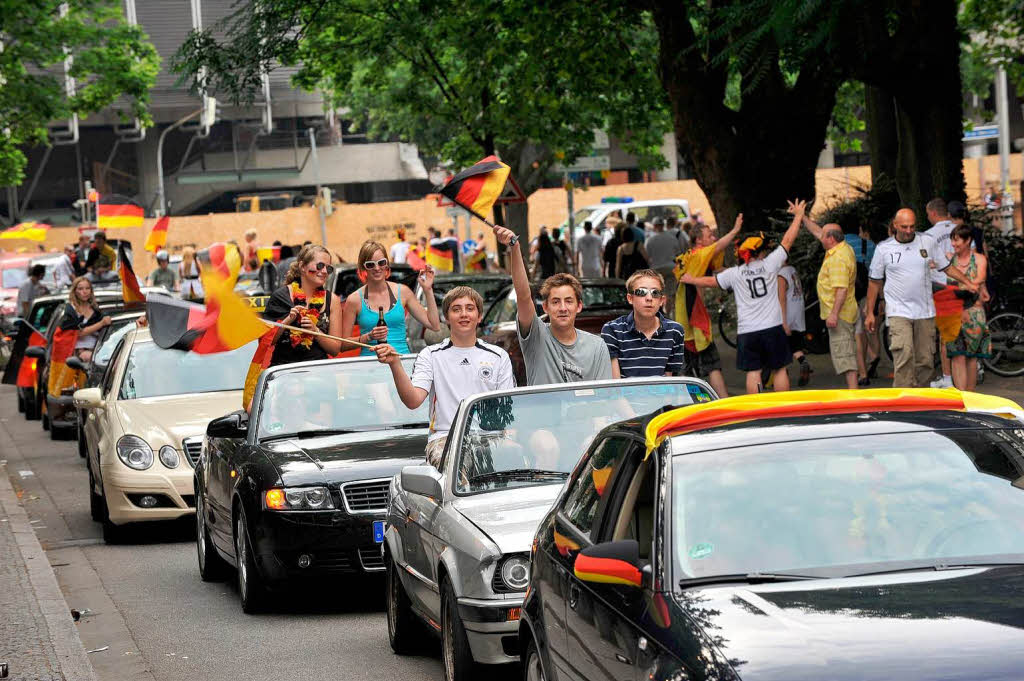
left=144, top=216, right=170, bottom=253
left=0, top=222, right=50, bottom=242
left=674, top=245, right=725, bottom=352
left=97, top=196, right=144, bottom=229
left=407, top=248, right=426, bottom=272
left=1, top=321, right=46, bottom=388
left=242, top=286, right=297, bottom=408
left=934, top=285, right=965, bottom=343
left=465, top=247, right=486, bottom=271
left=439, top=155, right=510, bottom=221
left=117, top=242, right=145, bottom=306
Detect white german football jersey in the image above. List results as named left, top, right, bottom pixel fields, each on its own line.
left=924, top=220, right=955, bottom=285
left=869, top=234, right=949, bottom=319
left=716, top=246, right=788, bottom=334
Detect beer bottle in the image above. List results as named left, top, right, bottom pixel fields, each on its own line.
left=377, top=306, right=387, bottom=328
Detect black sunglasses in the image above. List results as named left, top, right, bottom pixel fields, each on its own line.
left=630, top=287, right=664, bottom=299
left=363, top=258, right=389, bottom=270
left=309, top=262, right=335, bottom=274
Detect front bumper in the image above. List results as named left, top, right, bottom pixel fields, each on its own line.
left=101, top=463, right=195, bottom=525
left=458, top=595, right=526, bottom=664
left=251, top=509, right=387, bottom=582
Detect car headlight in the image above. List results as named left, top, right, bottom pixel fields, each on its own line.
left=158, top=445, right=180, bottom=469
left=500, top=554, right=530, bottom=591
left=116, top=435, right=153, bottom=470
left=264, top=486, right=336, bottom=511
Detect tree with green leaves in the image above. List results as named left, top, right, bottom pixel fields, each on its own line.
left=0, top=0, right=160, bottom=188
left=173, top=0, right=671, bottom=245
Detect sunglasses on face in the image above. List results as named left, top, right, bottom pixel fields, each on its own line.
left=630, top=287, right=664, bottom=299
left=308, top=262, right=335, bottom=275
left=363, top=258, right=389, bottom=270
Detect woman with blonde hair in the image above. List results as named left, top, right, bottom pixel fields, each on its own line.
left=341, top=240, right=440, bottom=356
left=179, top=246, right=203, bottom=300
left=61, top=277, right=111, bottom=362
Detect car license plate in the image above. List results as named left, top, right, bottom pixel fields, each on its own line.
left=373, top=520, right=384, bottom=544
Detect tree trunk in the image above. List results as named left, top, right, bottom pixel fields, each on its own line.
left=865, top=85, right=898, bottom=185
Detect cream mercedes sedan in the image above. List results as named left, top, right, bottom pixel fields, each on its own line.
left=74, top=326, right=255, bottom=543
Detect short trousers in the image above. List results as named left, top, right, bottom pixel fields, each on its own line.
left=828, top=318, right=858, bottom=375
left=787, top=330, right=806, bottom=354
left=425, top=435, right=448, bottom=469
left=736, top=325, right=793, bottom=372
left=683, top=341, right=722, bottom=378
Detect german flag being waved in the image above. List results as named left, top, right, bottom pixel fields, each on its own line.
left=144, top=216, right=170, bottom=252
left=116, top=242, right=145, bottom=307
left=439, top=155, right=510, bottom=221
left=426, top=241, right=456, bottom=272
left=97, top=195, right=144, bottom=229
left=1, top=322, right=46, bottom=388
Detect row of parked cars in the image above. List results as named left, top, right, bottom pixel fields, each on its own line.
left=9, top=267, right=1024, bottom=681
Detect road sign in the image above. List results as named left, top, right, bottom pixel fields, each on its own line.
left=963, top=125, right=999, bottom=142
left=553, top=155, right=612, bottom=173
left=495, top=175, right=527, bottom=204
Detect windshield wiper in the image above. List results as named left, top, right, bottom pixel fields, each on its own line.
left=260, top=428, right=358, bottom=443
left=678, top=572, right=822, bottom=589
left=845, top=561, right=1024, bottom=578
left=468, top=469, right=569, bottom=485
left=385, top=422, right=430, bottom=430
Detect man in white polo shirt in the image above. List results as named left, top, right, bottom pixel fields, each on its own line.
left=376, top=286, right=515, bottom=467
left=865, top=208, right=977, bottom=388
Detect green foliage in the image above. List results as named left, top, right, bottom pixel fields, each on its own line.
left=0, top=0, right=160, bottom=186
left=173, top=0, right=671, bottom=193
left=960, top=0, right=1024, bottom=103
left=828, top=81, right=865, bottom=153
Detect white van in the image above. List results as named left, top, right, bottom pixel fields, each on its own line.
left=560, top=198, right=691, bottom=243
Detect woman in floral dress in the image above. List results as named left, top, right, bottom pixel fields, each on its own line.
left=946, top=225, right=990, bottom=391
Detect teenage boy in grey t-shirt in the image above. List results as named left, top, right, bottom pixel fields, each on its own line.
left=495, top=226, right=611, bottom=385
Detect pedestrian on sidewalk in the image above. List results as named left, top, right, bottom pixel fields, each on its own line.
left=925, top=197, right=957, bottom=388
left=576, top=221, right=604, bottom=278
left=945, top=225, right=991, bottom=391
left=777, top=262, right=811, bottom=386
left=645, top=218, right=683, bottom=319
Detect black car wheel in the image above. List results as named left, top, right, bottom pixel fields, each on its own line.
left=77, top=423, right=86, bottom=458
left=41, top=408, right=49, bottom=431
left=235, top=510, right=266, bottom=614
left=50, top=422, right=69, bottom=441
left=101, top=491, right=125, bottom=544
left=88, top=466, right=103, bottom=522
left=523, top=640, right=546, bottom=681
left=17, top=391, right=24, bottom=413
left=386, top=551, right=420, bottom=654
left=196, top=490, right=228, bottom=582
left=441, top=579, right=478, bottom=681
left=25, top=392, right=39, bottom=421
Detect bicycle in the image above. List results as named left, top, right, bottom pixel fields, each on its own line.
left=984, top=309, right=1024, bottom=377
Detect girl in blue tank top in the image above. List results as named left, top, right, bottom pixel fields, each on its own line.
left=341, top=240, right=441, bottom=356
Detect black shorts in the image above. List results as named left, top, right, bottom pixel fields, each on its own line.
left=684, top=342, right=722, bottom=378
left=787, top=330, right=805, bottom=354
left=737, top=325, right=793, bottom=372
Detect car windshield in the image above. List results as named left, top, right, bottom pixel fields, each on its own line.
left=94, top=320, right=137, bottom=366
left=672, top=427, right=1024, bottom=582
left=559, top=208, right=600, bottom=232
left=3, top=267, right=27, bottom=289
left=455, top=381, right=713, bottom=495
left=581, top=285, right=628, bottom=309
left=256, top=357, right=428, bottom=439
left=119, top=340, right=256, bottom=399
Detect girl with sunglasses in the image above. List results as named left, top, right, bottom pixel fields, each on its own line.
left=342, top=240, right=440, bottom=356
left=260, top=244, right=347, bottom=368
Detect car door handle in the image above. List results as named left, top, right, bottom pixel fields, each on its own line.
left=615, top=653, right=630, bottom=665
left=568, top=582, right=580, bottom=610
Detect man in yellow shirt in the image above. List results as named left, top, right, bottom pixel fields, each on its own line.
left=803, top=217, right=859, bottom=389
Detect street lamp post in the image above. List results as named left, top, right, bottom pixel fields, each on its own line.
left=155, top=109, right=201, bottom=217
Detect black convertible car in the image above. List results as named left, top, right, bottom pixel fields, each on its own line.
left=521, top=389, right=1024, bottom=681
left=194, top=355, right=429, bottom=613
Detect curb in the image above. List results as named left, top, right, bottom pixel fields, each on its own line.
left=0, top=428, right=98, bottom=681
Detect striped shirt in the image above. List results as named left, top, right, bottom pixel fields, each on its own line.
left=601, top=312, right=686, bottom=377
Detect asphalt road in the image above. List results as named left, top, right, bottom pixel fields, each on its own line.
left=0, top=384, right=463, bottom=681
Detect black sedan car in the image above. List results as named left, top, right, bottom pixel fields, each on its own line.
left=520, top=389, right=1024, bottom=681
left=194, top=355, right=430, bottom=613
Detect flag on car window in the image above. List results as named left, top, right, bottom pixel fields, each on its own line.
left=116, top=242, right=145, bottom=307
left=47, top=313, right=82, bottom=398
left=97, top=196, right=144, bottom=229
left=1, top=321, right=46, bottom=388
left=144, top=216, right=170, bottom=253
left=438, top=155, right=510, bottom=222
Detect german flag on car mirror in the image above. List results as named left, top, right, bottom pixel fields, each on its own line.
left=438, top=155, right=510, bottom=222
left=574, top=547, right=643, bottom=587
left=97, top=195, right=144, bottom=229
left=1, top=321, right=46, bottom=388
left=117, top=242, right=145, bottom=307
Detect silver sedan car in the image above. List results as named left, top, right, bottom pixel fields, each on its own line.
left=383, top=377, right=717, bottom=681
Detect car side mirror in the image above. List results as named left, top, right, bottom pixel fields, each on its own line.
left=401, top=465, right=443, bottom=500
left=66, top=356, right=87, bottom=372
left=25, top=346, right=45, bottom=359
left=73, top=387, right=104, bottom=410
left=574, top=539, right=643, bottom=588
left=207, top=411, right=248, bottom=439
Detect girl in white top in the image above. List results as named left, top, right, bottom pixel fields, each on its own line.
left=179, top=246, right=203, bottom=300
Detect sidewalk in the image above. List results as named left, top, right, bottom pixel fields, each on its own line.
left=0, top=433, right=96, bottom=681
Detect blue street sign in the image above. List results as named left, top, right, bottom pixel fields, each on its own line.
left=963, top=125, right=999, bottom=142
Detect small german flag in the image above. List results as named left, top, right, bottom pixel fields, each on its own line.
left=117, top=242, right=145, bottom=307
left=438, top=155, right=510, bottom=222
left=465, top=248, right=486, bottom=271
left=426, top=242, right=456, bottom=272
left=144, top=216, right=170, bottom=253
left=97, top=196, right=144, bottom=229
left=1, top=321, right=46, bottom=388
left=147, top=286, right=268, bottom=354
left=0, top=221, right=50, bottom=242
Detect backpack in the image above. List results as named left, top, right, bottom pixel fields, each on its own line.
left=854, top=238, right=870, bottom=300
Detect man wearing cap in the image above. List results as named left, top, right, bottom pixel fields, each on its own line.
left=147, top=251, right=179, bottom=292
left=645, top=217, right=683, bottom=318
left=681, top=200, right=805, bottom=394
left=865, top=208, right=979, bottom=388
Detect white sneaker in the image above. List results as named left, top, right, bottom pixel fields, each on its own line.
left=930, top=375, right=953, bottom=389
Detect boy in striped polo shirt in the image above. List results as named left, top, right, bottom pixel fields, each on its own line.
left=602, top=269, right=686, bottom=377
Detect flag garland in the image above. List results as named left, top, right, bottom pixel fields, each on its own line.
left=116, top=242, right=145, bottom=307
left=438, top=155, right=510, bottom=222
left=144, top=216, right=170, bottom=253
left=97, top=195, right=144, bottom=229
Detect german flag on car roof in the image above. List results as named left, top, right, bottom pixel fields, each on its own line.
left=439, top=155, right=510, bottom=222
left=97, top=195, right=144, bottom=229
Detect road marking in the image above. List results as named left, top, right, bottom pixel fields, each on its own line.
left=18, top=469, right=34, bottom=477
